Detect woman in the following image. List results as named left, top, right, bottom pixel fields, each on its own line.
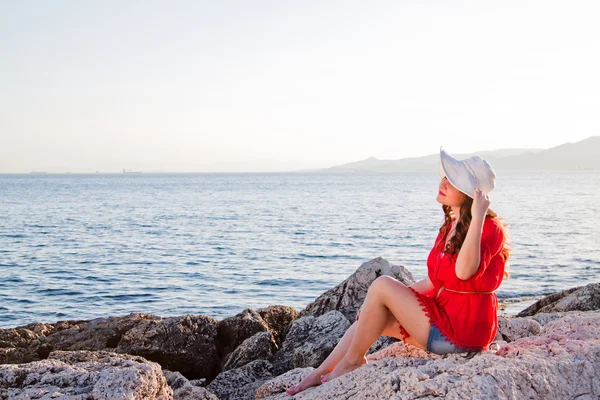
left=286, top=147, right=511, bottom=395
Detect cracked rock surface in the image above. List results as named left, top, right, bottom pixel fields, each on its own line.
left=0, top=350, right=172, bottom=399
left=256, top=310, right=600, bottom=399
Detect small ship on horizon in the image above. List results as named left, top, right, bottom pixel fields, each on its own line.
left=122, top=169, right=142, bottom=174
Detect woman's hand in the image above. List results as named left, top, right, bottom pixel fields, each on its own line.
left=471, top=188, right=490, bottom=220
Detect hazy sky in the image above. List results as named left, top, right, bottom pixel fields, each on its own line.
left=1, top=0, right=599, bottom=173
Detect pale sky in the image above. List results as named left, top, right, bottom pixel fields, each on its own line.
left=1, top=0, right=599, bottom=173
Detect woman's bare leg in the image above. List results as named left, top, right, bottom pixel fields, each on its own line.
left=321, top=276, right=430, bottom=383
left=287, top=306, right=408, bottom=395
left=286, top=320, right=359, bottom=395
left=319, top=282, right=387, bottom=383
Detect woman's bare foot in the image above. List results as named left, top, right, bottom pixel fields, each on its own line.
left=285, top=369, right=328, bottom=395
left=319, top=355, right=367, bottom=383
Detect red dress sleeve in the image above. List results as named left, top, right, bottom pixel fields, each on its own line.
left=458, top=217, right=504, bottom=282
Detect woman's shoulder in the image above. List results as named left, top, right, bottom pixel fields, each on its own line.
left=483, top=215, right=502, bottom=230
left=482, top=216, right=506, bottom=244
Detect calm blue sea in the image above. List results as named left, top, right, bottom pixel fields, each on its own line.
left=1, top=171, right=599, bottom=328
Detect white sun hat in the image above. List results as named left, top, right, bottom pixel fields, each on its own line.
left=438, top=146, right=496, bottom=198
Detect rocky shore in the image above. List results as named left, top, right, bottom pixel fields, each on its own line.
left=1, top=257, right=599, bottom=399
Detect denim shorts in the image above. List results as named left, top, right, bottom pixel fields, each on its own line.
left=426, top=323, right=471, bottom=354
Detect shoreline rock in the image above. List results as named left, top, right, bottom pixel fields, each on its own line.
left=0, top=313, right=222, bottom=381
left=256, top=310, right=600, bottom=399
left=0, top=350, right=172, bottom=399
left=299, top=256, right=415, bottom=321
left=516, top=282, right=600, bottom=317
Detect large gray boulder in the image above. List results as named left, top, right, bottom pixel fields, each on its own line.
left=256, top=305, right=298, bottom=347
left=0, top=350, right=172, bottom=399
left=115, top=314, right=220, bottom=380
left=216, top=309, right=270, bottom=363
left=299, top=257, right=415, bottom=322
left=517, top=282, right=600, bottom=317
left=222, top=331, right=278, bottom=371
left=206, top=359, right=274, bottom=400
left=271, top=310, right=351, bottom=375
left=0, top=313, right=220, bottom=381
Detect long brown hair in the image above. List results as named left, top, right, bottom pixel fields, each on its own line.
left=435, top=196, right=512, bottom=279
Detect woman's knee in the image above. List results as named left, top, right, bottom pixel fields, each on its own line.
left=369, top=275, right=400, bottom=294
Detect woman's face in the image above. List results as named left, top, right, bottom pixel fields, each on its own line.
left=437, top=176, right=466, bottom=207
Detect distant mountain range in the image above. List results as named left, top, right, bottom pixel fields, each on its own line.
left=297, top=136, right=600, bottom=173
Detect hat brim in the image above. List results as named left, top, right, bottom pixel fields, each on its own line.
left=439, top=146, right=476, bottom=199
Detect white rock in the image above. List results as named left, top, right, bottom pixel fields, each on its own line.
left=0, top=350, right=172, bottom=399
left=256, top=310, right=600, bottom=399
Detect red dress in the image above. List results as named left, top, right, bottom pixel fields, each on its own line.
left=357, top=215, right=506, bottom=352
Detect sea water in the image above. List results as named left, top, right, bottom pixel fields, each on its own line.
left=1, top=171, right=599, bottom=328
